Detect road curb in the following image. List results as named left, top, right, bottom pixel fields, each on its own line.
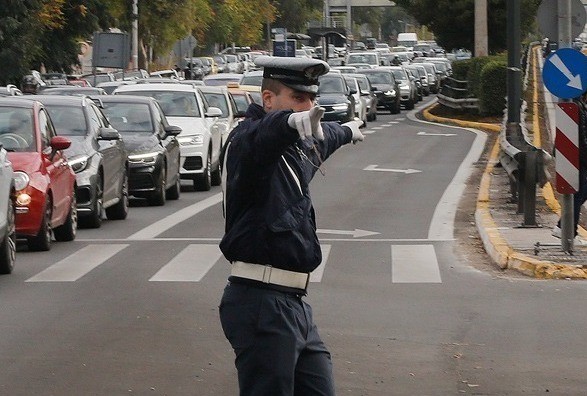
left=421, top=103, right=587, bottom=279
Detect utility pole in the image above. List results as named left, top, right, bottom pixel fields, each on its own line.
left=131, top=0, right=139, bottom=71
left=474, top=0, right=488, bottom=57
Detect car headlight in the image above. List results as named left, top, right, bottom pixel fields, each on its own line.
left=177, top=135, right=204, bottom=147
left=13, top=171, right=29, bottom=191
left=384, top=90, right=396, bottom=96
left=68, top=155, right=89, bottom=173
left=128, top=152, right=159, bottom=165
left=332, top=104, right=349, bottom=111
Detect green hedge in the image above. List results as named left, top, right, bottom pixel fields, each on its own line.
left=478, top=60, right=508, bottom=116
left=451, top=59, right=473, bottom=81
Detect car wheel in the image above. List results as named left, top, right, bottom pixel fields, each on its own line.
left=80, top=175, right=102, bottom=228
left=211, top=161, right=221, bottom=187
left=0, top=197, right=16, bottom=274
left=148, top=167, right=167, bottom=206
left=406, top=98, right=415, bottom=110
left=54, top=192, right=77, bottom=242
left=106, top=169, right=129, bottom=220
left=28, top=197, right=52, bottom=251
left=194, top=150, right=212, bottom=191
left=166, top=173, right=181, bottom=200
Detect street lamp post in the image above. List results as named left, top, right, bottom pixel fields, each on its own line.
left=131, top=0, right=139, bottom=71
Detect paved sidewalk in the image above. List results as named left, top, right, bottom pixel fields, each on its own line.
left=423, top=105, right=587, bottom=279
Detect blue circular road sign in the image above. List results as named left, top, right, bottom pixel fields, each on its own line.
left=543, top=48, right=587, bottom=99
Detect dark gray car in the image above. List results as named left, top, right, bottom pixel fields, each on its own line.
left=25, top=95, right=129, bottom=228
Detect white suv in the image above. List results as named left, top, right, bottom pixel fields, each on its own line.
left=113, top=83, right=223, bottom=191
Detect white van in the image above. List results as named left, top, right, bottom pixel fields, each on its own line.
left=397, top=33, right=418, bottom=49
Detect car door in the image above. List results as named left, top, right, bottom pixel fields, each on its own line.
left=90, top=103, right=124, bottom=203
left=40, top=108, right=70, bottom=223
left=154, top=103, right=180, bottom=184
left=199, top=90, right=222, bottom=167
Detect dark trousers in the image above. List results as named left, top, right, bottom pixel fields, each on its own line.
left=558, top=170, right=587, bottom=235
left=219, top=282, right=335, bottom=396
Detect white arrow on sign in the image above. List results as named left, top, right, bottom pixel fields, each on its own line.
left=417, top=131, right=457, bottom=137
left=363, top=164, right=421, bottom=174
left=549, top=53, right=583, bottom=90
left=317, top=228, right=380, bottom=238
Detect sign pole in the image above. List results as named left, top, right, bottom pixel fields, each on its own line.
left=559, top=0, right=574, bottom=252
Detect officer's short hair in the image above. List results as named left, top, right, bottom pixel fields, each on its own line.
left=261, top=78, right=284, bottom=95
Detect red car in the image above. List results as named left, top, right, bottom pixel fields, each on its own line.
left=0, top=98, right=77, bottom=251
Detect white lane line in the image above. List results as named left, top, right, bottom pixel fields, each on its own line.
left=310, top=244, right=331, bottom=282
left=372, top=126, right=384, bottom=130
left=391, top=244, right=442, bottom=283
left=395, top=118, right=406, bottom=121
left=149, top=244, right=222, bottom=281
left=129, top=193, right=222, bottom=240
left=26, top=244, right=128, bottom=282
left=387, top=121, right=399, bottom=124
left=362, top=130, right=377, bottom=135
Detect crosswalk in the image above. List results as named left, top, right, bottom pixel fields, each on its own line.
left=22, top=243, right=444, bottom=284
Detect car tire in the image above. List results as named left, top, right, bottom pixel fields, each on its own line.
left=54, top=192, right=77, bottom=242
left=148, top=167, right=166, bottom=206
left=0, top=197, right=16, bottom=274
left=194, top=150, right=212, bottom=192
left=28, top=197, right=52, bottom=252
left=106, top=170, right=129, bottom=220
left=406, top=98, right=415, bottom=110
left=166, top=173, right=181, bottom=200
left=211, top=162, right=221, bottom=187
left=80, top=175, right=102, bottom=228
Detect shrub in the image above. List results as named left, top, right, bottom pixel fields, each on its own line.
left=478, top=60, right=508, bottom=116
left=451, top=59, right=473, bottom=81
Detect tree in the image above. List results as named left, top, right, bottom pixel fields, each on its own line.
left=394, top=0, right=540, bottom=53
left=272, top=0, right=323, bottom=33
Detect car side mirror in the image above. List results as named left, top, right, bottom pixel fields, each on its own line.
left=349, top=88, right=357, bottom=95
left=98, top=127, right=121, bottom=140
left=165, top=125, right=182, bottom=136
left=50, top=136, right=71, bottom=151
left=371, top=86, right=377, bottom=91
left=206, top=106, right=223, bottom=117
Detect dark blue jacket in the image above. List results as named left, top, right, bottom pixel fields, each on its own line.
left=220, top=103, right=352, bottom=273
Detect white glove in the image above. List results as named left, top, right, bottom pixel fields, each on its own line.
left=287, top=106, right=325, bottom=141
left=342, top=120, right=364, bottom=144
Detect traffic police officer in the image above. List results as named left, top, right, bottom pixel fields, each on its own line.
left=219, top=55, right=364, bottom=396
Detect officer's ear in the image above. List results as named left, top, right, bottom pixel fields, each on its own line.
left=262, top=89, right=274, bottom=111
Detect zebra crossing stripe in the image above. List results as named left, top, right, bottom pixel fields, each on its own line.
left=391, top=244, right=441, bottom=283
left=25, top=244, right=128, bottom=282
left=309, top=244, right=331, bottom=282
left=149, top=244, right=223, bottom=282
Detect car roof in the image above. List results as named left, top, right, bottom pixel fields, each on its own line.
left=0, top=97, right=37, bottom=108
left=198, top=86, right=229, bottom=94
left=114, top=83, right=199, bottom=93
left=98, top=95, right=156, bottom=104
left=18, top=94, right=91, bottom=106
left=203, top=73, right=242, bottom=80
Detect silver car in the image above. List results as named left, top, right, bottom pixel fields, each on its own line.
left=0, top=144, right=15, bottom=274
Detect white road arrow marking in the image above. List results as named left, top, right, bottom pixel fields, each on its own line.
left=417, top=131, right=457, bottom=137
left=317, top=228, right=380, bottom=238
left=550, top=53, right=583, bottom=90
left=363, top=164, right=421, bottom=174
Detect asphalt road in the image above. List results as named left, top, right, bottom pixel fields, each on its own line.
left=1, top=97, right=586, bottom=395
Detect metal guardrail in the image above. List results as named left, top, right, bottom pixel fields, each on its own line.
left=498, top=44, right=552, bottom=226
left=437, top=77, right=479, bottom=111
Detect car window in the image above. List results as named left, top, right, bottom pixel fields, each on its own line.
left=203, top=93, right=229, bottom=117
left=0, top=107, right=36, bottom=151
left=231, top=93, right=250, bottom=113
left=355, top=77, right=369, bottom=92
left=318, top=76, right=345, bottom=94
left=240, top=74, right=263, bottom=86
left=117, top=90, right=201, bottom=117
left=391, top=69, right=407, bottom=81
left=38, top=109, right=54, bottom=150
left=102, top=102, right=154, bottom=133
left=43, top=105, right=87, bottom=136
left=343, top=77, right=358, bottom=92
left=364, top=72, right=392, bottom=85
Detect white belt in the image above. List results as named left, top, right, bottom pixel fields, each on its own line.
left=231, top=261, right=310, bottom=290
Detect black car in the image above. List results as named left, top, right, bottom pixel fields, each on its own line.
left=316, top=72, right=355, bottom=123
left=99, top=96, right=182, bottom=206
left=357, top=69, right=401, bottom=114
left=25, top=95, right=129, bottom=228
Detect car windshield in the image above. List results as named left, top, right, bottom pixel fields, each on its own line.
left=202, top=93, right=229, bottom=117
left=0, top=107, right=35, bottom=151
left=231, top=93, right=250, bottom=113
left=240, top=74, right=263, bottom=86
left=44, top=105, right=87, bottom=136
left=318, top=76, right=345, bottom=94
left=364, top=72, right=393, bottom=84
left=343, top=77, right=358, bottom=91
left=102, top=103, right=154, bottom=133
left=347, top=53, right=378, bottom=65
left=355, top=77, right=369, bottom=91
left=117, top=90, right=201, bottom=117
left=391, top=70, right=407, bottom=81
